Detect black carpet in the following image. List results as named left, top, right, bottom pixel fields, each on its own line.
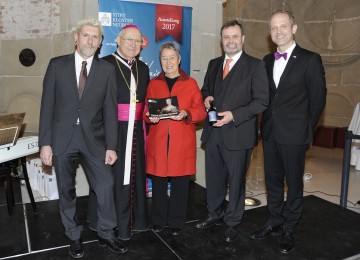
left=1, top=180, right=360, bottom=260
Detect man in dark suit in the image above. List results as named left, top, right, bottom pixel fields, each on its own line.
left=39, top=18, right=127, bottom=258
left=195, top=20, right=269, bottom=243
left=249, top=11, right=327, bottom=254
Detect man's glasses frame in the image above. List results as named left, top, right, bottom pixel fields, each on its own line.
left=119, top=36, right=143, bottom=46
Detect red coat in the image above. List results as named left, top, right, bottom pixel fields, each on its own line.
left=143, top=69, right=206, bottom=177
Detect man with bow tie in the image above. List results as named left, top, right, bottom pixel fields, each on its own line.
left=249, top=10, right=327, bottom=254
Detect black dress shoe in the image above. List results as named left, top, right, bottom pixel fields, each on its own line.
left=280, top=231, right=295, bottom=254
left=223, top=226, right=238, bottom=242
left=195, top=217, right=222, bottom=229
left=249, top=225, right=282, bottom=239
left=69, top=239, right=84, bottom=259
left=98, top=236, right=128, bottom=254
left=170, top=228, right=181, bottom=236
left=152, top=225, right=164, bottom=233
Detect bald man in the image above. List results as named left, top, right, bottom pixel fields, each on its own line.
left=87, top=24, right=150, bottom=241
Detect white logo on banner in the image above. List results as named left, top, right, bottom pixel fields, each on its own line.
left=99, top=12, right=112, bottom=26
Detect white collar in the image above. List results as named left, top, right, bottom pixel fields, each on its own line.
left=224, top=50, right=242, bottom=64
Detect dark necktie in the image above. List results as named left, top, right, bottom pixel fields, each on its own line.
left=78, top=61, right=87, bottom=98
left=274, top=51, right=287, bottom=60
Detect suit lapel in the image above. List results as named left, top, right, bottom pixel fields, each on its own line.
left=220, top=53, right=248, bottom=101
left=213, top=53, right=249, bottom=95
left=81, top=56, right=99, bottom=98
left=277, top=45, right=301, bottom=89
left=215, top=58, right=223, bottom=84
left=68, top=54, right=78, bottom=97
left=223, top=52, right=247, bottom=80
left=88, top=56, right=99, bottom=81
left=223, top=52, right=248, bottom=88
left=266, top=55, right=277, bottom=92
left=209, top=57, right=223, bottom=96
left=232, top=52, right=247, bottom=76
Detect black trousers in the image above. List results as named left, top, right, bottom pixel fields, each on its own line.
left=54, top=126, right=116, bottom=240
left=87, top=121, right=148, bottom=240
left=263, top=134, right=308, bottom=233
left=151, top=175, right=190, bottom=229
left=205, top=128, right=252, bottom=227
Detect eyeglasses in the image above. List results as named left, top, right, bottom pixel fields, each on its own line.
left=119, top=36, right=143, bottom=46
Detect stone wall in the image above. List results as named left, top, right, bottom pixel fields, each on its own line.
left=2, top=1, right=358, bottom=131
left=0, top=0, right=224, bottom=134
left=223, top=0, right=360, bottom=127
left=0, top=0, right=98, bottom=133
left=0, top=0, right=224, bottom=188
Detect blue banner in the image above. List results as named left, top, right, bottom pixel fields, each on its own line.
left=98, top=0, right=192, bottom=78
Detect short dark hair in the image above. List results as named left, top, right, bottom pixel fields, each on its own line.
left=269, top=10, right=296, bottom=25
left=220, top=20, right=244, bottom=36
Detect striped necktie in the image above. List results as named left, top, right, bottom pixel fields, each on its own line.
left=78, top=61, right=87, bottom=98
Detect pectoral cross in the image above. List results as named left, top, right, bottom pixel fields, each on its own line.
left=131, top=99, right=139, bottom=103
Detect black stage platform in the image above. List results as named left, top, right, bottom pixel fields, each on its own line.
left=1, top=179, right=360, bottom=260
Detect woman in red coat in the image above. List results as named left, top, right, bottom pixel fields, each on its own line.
left=143, top=42, right=206, bottom=235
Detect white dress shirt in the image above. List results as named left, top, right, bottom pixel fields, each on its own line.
left=223, top=50, right=243, bottom=72
left=75, top=51, right=94, bottom=124
left=273, top=42, right=296, bottom=88
left=75, top=51, right=93, bottom=87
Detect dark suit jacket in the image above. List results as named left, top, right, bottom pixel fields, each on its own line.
left=39, top=53, right=118, bottom=156
left=261, top=45, right=327, bottom=145
left=201, top=52, right=269, bottom=150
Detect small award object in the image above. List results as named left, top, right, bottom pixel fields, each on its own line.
left=148, top=96, right=180, bottom=119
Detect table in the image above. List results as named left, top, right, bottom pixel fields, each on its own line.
left=0, top=136, right=39, bottom=215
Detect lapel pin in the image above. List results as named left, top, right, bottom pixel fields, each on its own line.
left=293, top=56, right=297, bottom=58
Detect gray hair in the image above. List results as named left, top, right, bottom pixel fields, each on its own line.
left=159, top=42, right=181, bottom=58
left=75, top=18, right=103, bottom=36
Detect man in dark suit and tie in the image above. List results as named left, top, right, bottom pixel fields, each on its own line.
left=39, top=18, right=127, bottom=258
left=195, top=20, right=269, bottom=243
left=249, top=11, right=327, bottom=254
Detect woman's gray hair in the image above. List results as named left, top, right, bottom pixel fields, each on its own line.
left=75, top=18, right=103, bottom=36
left=159, top=42, right=181, bottom=58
